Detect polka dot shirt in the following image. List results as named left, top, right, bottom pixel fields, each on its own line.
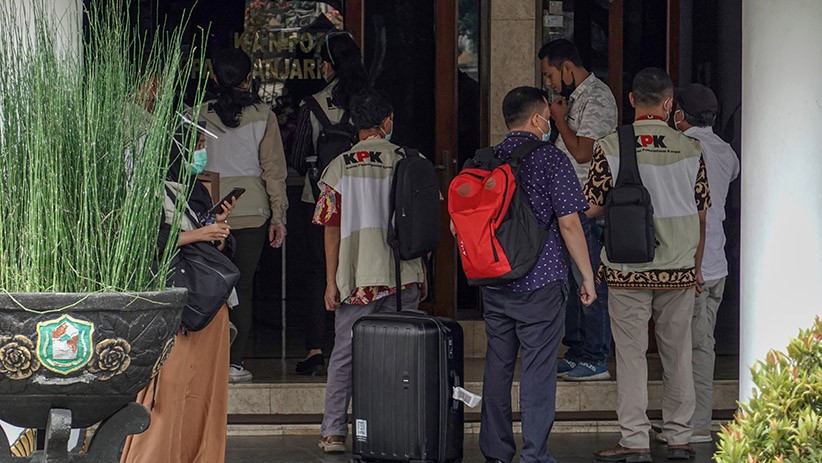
left=496, top=131, right=588, bottom=292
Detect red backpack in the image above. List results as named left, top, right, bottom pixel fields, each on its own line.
left=448, top=140, right=549, bottom=286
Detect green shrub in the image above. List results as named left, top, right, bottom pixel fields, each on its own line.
left=0, top=1, right=205, bottom=293
left=715, top=317, right=822, bottom=463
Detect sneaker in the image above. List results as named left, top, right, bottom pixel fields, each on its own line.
left=318, top=435, right=346, bottom=453
left=557, top=358, right=577, bottom=377
left=229, top=364, right=252, bottom=383
left=594, top=444, right=652, bottom=462
left=564, top=361, right=611, bottom=381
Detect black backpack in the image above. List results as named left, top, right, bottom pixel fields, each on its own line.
left=603, top=124, right=657, bottom=264
left=387, top=147, right=441, bottom=308
left=304, top=96, right=358, bottom=197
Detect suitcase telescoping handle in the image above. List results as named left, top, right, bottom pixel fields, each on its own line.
left=450, top=371, right=461, bottom=410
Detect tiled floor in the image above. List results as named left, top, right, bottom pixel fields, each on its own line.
left=226, top=433, right=719, bottom=462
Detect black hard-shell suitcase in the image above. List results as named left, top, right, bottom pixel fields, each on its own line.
left=352, top=312, right=464, bottom=463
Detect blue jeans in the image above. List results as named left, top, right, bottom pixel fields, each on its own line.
left=562, top=213, right=611, bottom=364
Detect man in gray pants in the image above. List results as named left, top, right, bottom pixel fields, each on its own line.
left=312, top=89, right=427, bottom=454
left=673, top=83, right=740, bottom=443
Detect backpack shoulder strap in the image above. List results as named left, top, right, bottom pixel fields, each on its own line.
left=399, top=147, right=419, bottom=159
left=465, top=147, right=498, bottom=170
left=304, top=96, right=333, bottom=129
left=506, top=139, right=545, bottom=173
left=616, top=124, right=642, bottom=186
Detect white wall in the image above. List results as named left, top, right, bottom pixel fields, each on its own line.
left=740, top=0, right=822, bottom=400
left=12, top=0, right=80, bottom=57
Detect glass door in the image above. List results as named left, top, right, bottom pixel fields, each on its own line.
left=363, top=0, right=487, bottom=319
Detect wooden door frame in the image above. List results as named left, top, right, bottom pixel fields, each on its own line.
left=432, top=0, right=458, bottom=318
left=609, top=0, right=624, bottom=123
left=667, top=0, right=681, bottom=86
left=344, top=0, right=364, bottom=48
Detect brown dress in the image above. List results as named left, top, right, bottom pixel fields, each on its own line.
left=120, top=306, right=229, bottom=463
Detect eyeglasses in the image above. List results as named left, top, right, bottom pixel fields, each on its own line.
left=323, top=30, right=354, bottom=66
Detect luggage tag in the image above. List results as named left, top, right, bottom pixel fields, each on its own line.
left=452, top=387, right=482, bottom=408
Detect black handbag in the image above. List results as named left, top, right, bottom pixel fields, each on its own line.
left=165, top=186, right=241, bottom=331
left=169, top=241, right=240, bottom=331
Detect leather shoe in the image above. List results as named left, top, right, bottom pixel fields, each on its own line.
left=667, top=443, right=696, bottom=460
left=594, top=443, right=652, bottom=462
left=295, top=353, right=325, bottom=375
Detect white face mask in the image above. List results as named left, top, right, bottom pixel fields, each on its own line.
left=536, top=114, right=552, bottom=142
left=663, top=98, right=673, bottom=122
left=673, top=110, right=684, bottom=131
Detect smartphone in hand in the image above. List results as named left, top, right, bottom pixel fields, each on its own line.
left=207, top=187, right=246, bottom=215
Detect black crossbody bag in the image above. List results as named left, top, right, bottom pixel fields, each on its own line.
left=164, top=187, right=240, bottom=331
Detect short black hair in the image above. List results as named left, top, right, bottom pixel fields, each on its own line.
left=632, top=67, right=674, bottom=107
left=682, top=109, right=717, bottom=128
left=350, top=88, right=393, bottom=132
left=538, top=38, right=584, bottom=69
left=502, top=87, right=549, bottom=129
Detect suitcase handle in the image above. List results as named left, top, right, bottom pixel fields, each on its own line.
left=450, top=371, right=461, bottom=410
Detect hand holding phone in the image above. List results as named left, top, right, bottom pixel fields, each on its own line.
left=208, top=187, right=246, bottom=216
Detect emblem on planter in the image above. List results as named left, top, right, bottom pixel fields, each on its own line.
left=36, top=315, right=95, bottom=375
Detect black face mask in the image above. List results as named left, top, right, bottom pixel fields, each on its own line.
left=559, top=67, right=577, bottom=99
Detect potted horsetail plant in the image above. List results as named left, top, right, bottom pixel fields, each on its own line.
left=0, top=0, right=206, bottom=458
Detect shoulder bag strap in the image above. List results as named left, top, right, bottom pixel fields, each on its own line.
left=616, top=124, right=643, bottom=186
left=506, top=139, right=545, bottom=175
left=304, top=96, right=333, bottom=129
left=164, top=184, right=202, bottom=229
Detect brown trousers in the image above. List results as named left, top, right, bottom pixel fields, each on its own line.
left=121, top=306, right=230, bottom=463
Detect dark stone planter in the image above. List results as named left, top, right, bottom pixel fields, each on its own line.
left=0, top=289, right=185, bottom=429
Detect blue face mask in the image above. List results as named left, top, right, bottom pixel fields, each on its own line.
left=537, top=114, right=552, bottom=142
left=381, top=118, right=394, bottom=142
left=188, top=149, right=208, bottom=175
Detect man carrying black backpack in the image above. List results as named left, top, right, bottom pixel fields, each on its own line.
left=586, top=68, right=711, bottom=463
left=313, top=89, right=432, bottom=454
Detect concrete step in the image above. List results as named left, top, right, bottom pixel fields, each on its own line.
left=228, top=356, right=739, bottom=435
left=228, top=378, right=739, bottom=417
